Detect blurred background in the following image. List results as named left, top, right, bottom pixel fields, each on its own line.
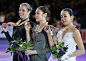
left=0, top=0, right=86, bottom=61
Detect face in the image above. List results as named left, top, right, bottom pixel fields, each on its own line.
left=61, top=11, right=73, bottom=26
left=35, top=8, right=45, bottom=22
left=19, top=5, right=29, bottom=19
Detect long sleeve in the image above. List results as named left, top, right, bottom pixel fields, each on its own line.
left=1, top=31, right=13, bottom=42
left=4, top=31, right=13, bottom=42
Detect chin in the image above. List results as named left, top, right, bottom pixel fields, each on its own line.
left=20, top=16, right=23, bottom=19
left=36, top=19, right=39, bottom=22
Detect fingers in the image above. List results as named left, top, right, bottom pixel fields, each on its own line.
left=44, top=26, right=51, bottom=33
left=25, top=22, right=31, bottom=30
left=2, top=23, right=6, bottom=26
left=16, top=50, right=21, bottom=54
left=25, top=49, right=29, bottom=55
left=27, top=22, right=31, bottom=28
left=44, top=26, right=49, bottom=31
left=2, top=23, right=7, bottom=28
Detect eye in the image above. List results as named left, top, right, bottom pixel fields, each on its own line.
left=19, top=9, right=21, bottom=11
left=37, top=13, right=39, bottom=14
left=23, top=10, right=25, bottom=12
left=35, top=12, right=39, bottom=14
left=64, top=16, right=67, bottom=17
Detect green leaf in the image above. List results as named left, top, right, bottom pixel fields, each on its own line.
left=11, top=47, right=16, bottom=53
left=58, top=42, right=61, bottom=45
left=11, top=52, right=12, bottom=56
left=62, top=42, right=64, bottom=45
left=5, top=51, right=9, bottom=53
left=56, top=45, right=59, bottom=48
left=52, top=54, right=58, bottom=59
left=57, top=46, right=61, bottom=49
left=27, top=47, right=34, bottom=50
left=18, top=46, right=26, bottom=51
left=53, top=47, right=56, bottom=51
left=22, top=42, right=27, bottom=45
left=56, top=50, right=60, bottom=53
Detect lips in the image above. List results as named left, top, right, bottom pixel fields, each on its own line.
left=63, top=21, right=66, bottom=23
left=35, top=17, right=38, bottom=19
left=19, top=14, right=23, bottom=16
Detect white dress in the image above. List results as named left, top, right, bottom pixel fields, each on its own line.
left=57, top=29, right=77, bottom=61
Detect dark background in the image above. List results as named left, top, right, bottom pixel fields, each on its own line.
left=0, top=0, right=86, bottom=29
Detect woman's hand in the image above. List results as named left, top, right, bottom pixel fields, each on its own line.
left=25, top=49, right=37, bottom=55
left=44, top=26, right=51, bottom=35
left=2, top=23, right=8, bottom=32
left=16, top=47, right=21, bottom=54
left=25, top=22, right=31, bottom=31
left=57, top=56, right=62, bottom=60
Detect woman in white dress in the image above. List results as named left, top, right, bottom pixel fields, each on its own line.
left=45, top=8, right=85, bottom=61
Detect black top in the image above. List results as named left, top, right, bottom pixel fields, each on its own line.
left=2, top=21, right=50, bottom=61
left=2, top=21, right=35, bottom=61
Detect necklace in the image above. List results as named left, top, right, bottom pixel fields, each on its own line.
left=18, top=18, right=29, bottom=26
left=35, top=22, right=48, bottom=33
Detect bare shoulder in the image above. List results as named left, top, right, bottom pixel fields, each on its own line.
left=73, top=28, right=80, bottom=34
left=68, top=26, right=78, bottom=33
left=73, top=27, right=81, bottom=38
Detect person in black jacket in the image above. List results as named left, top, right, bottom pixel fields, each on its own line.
left=2, top=3, right=34, bottom=61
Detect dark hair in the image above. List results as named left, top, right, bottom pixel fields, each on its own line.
left=20, top=3, right=32, bottom=12
left=37, top=6, right=51, bottom=17
left=61, top=8, right=74, bottom=16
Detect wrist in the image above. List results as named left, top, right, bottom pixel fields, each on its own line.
left=26, top=30, right=30, bottom=32
left=58, top=60, right=61, bottom=61
left=47, top=33, right=51, bottom=35
left=68, top=54, right=72, bottom=57
left=34, top=50, right=37, bottom=54
left=68, top=53, right=73, bottom=57
left=4, top=30, right=7, bottom=32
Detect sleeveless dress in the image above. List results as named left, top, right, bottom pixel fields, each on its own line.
left=57, top=29, right=77, bottom=61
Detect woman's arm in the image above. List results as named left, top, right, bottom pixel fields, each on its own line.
left=44, top=26, right=54, bottom=47
left=69, top=29, right=85, bottom=57
left=25, top=30, right=50, bottom=55
left=26, top=30, right=30, bottom=42
left=2, top=23, right=13, bottom=42
left=25, top=22, right=31, bottom=42
left=25, top=48, right=50, bottom=55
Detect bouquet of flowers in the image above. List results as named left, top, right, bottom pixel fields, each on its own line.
left=50, top=42, right=68, bottom=59
left=6, top=37, right=34, bottom=55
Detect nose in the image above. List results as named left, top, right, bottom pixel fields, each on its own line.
left=19, top=10, right=22, bottom=14
left=61, top=16, right=65, bottom=22
left=35, top=14, right=37, bottom=18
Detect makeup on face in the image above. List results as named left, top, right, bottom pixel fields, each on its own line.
left=19, top=5, right=29, bottom=19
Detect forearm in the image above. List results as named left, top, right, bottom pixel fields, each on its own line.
left=26, top=30, right=30, bottom=42
left=31, top=48, right=50, bottom=55
left=69, top=49, right=85, bottom=57
left=4, top=31, right=13, bottom=42
left=47, top=33, right=54, bottom=47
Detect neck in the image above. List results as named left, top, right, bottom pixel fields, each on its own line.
left=39, top=19, right=46, bottom=26
left=21, top=17, right=29, bottom=21
left=64, top=23, right=73, bottom=29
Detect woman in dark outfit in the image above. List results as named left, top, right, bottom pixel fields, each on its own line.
left=25, top=6, right=51, bottom=61
left=2, top=3, right=33, bottom=61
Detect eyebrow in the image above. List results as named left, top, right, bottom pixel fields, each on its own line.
left=61, top=14, right=67, bottom=16
left=35, top=11, right=39, bottom=13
